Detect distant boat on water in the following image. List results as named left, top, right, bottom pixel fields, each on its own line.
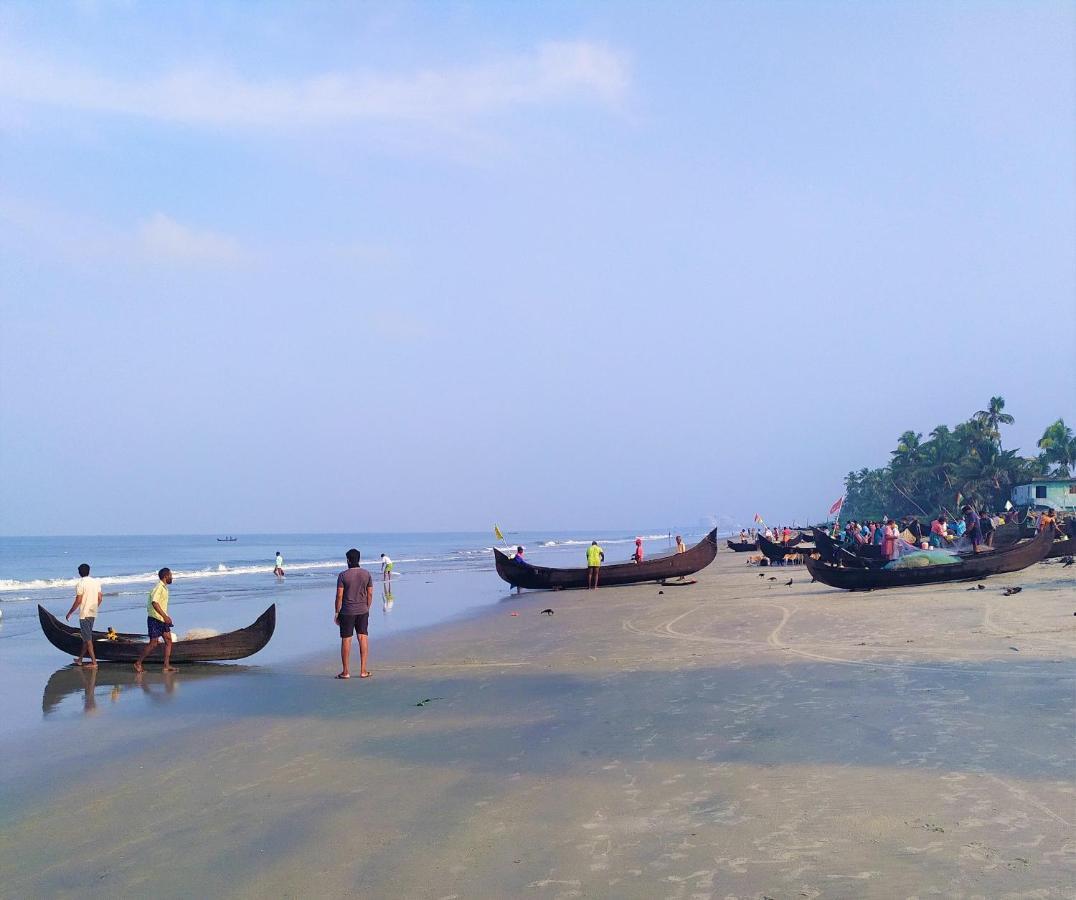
left=217, top=536, right=238, bottom=542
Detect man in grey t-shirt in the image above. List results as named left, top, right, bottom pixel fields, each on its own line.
left=334, top=548, right=374, bottom=679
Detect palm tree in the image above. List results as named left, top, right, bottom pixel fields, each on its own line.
left=974, top=396, right=1014, bottom=446
left=1038, top=419, right=1076, bottom=476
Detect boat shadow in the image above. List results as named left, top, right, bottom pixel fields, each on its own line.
left=42, top=663, right=255, bottom=718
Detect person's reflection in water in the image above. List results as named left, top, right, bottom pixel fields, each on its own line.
left=382, top=582, right=395, bottom=616
left=134, top=669, right=178, bottom=704
left=77, top=665, right=99, bottom=715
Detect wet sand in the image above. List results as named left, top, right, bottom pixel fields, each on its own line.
left=2, top=551, right=1074, bottom=898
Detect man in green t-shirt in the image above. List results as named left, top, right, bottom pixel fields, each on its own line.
left=586, top=541, right=604, bottom=590
left=135, top=568, right=175, bottom=673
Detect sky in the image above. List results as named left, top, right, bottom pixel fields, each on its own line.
left=1, top=1, right=1074, bottom=535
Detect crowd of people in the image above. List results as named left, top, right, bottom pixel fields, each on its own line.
left=839, top=505, right=1058, bottom=560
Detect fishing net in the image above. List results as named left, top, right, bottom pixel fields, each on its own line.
left=884, top=549, right=961, bottom=570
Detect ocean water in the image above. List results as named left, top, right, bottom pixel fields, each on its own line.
left=0, top=529, right=694, bottom=735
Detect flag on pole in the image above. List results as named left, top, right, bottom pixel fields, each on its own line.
left=828, top=496, right=844, bottom=517
left=494, top=525, right=505, bottom=541
left=753, top=513, right=764, bottom=525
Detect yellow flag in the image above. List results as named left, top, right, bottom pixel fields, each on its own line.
left=494, top=525, right=505, bottom=541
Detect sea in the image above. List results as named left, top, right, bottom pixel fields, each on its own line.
left=0, top=529, right=697, bottom=736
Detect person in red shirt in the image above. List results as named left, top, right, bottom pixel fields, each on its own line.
left=632, top=538, right=644, bottom=563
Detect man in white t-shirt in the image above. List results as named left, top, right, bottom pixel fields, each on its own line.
left=65, top=563, right=103, bottom=668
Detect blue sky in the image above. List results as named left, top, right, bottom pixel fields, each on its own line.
left=1, top=1, right=1073, bottom=535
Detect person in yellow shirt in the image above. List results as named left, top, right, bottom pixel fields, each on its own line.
left=135, top=568, right=176, bottom=673
left=586, top=541, right=604, bottom=590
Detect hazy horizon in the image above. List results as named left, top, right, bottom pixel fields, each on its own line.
left=2, top=2, right=1073, bottom=536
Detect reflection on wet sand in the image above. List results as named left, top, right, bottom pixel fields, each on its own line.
left=382, top=582, right=395, bottom=615
left=42, top=664, right=253, bottom=718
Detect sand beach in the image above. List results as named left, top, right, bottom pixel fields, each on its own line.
left=1, top=549, right=1073, bottom=898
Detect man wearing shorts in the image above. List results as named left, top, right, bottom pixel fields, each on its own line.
left=586, top=541, right=604, bottom=590
left=380, top=553, right=393, bottom=582
left=65, top=563, right=102, bottom=667
left=135, top=568, right=176, bottom=673
left=335, top=548, right=373, bottom=679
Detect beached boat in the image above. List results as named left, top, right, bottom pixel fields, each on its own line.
left=726, top=539, right=757, bottom=552
left=805, top=526, right=1055, bottom=591
left=755, top=533, right=813, bottom=561
left=494, top=529, right=718, bottom=590
left=809, top=528, right=885, bottom=566
left=37, top=605, right=276, bottom=663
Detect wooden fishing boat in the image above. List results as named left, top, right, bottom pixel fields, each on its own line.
left=805, top=526, right=1055, bottom=591
left=37, top=605, right=276, bottom=663
left=726, top=539, right=757, bottom=552
left=756, top=533, right=813, bottom=561
left=494, top=529, right=718, bottom=590
left=809, top=528, right=884, bottom=566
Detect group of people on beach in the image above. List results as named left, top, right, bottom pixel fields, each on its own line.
left=64, top=546, right=398, bottom=677
left=840, top=505, right=1055, bottom=559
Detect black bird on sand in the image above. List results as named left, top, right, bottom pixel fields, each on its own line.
left=1062, top=556, right=1074, bottom=568
left=768, top=576, right=777, bottom=581
left=1002, top=587, right=1023, bottom=597
left=539, top=608, right=555, bottom=615
left=784, top=579, right=793, bottom=586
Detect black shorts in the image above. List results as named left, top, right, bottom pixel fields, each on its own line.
left=338, top=613, right=369, bottom=638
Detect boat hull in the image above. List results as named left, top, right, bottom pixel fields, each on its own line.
left=726, top=540, right=758, bottom=552
left=495, top=530, right=718, bottom=591
left=38, top=605, right=276, bottom=663
left=805, top=527, right=1055, bottom=591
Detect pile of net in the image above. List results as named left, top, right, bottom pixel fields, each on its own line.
left=884, top=549, right=961, bottom=570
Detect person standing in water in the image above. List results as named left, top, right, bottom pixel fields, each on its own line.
left=65, top=563, right=102, bottom=668
left=586, top=541, right=604, bottom=589
left=134, top=568, right=176, bottom=674
left=334, top=548, right=373, bottom=679
left=273, top=551, right=285, bottom=577
left=380, top=553, right=393, bottom=582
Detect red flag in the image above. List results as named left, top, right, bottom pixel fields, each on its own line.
left=828, top=496, right=844, bottom=516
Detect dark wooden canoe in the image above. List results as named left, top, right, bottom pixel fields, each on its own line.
left=726, top=539, right=757, bottom=552
left=38, top=605, right=276, bottom=663
left=805, top=526, right=1055, bottom=591
left=810, top=528, right=885, bottom=567
left=756, top=533, right=814, bottom=561
left=494, top=529, right=718, bottom=590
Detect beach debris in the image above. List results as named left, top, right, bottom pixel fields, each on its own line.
left=966, top=584, right=986, bottom=591
left=1009, top=646, right=1019, bottom=652
left=1062, top=556, right=1074, bottom=567
left=810, top=577, right=816, bottom=583
left=658, top=590, right=664, bottom=595
left=539, top=608, right=554, bottom=615
left=1002, top=586, right=1023, bottom=596
left=510, top=612, right=519, bottom=616
left=414, top=697, right=445, bottom=707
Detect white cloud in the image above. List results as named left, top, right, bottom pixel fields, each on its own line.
left=0, top=40, right=630, bottom=130
left=0, top=199, right=252, bottom=268
left=138, top=213, right=249, bottom=265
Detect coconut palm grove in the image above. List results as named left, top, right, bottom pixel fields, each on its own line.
left=843, top=397, right=1076, bottom=521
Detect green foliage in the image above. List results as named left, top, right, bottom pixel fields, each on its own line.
left=842, top=397, right=1062, bottom=521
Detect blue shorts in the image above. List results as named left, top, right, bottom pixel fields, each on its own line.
left=79, top=617, right=95, bottom=642
left=147, top=617, right=172, bottom=640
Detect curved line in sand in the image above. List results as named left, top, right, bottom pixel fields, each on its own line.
left=632, top=600, right=1064, bottom=678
